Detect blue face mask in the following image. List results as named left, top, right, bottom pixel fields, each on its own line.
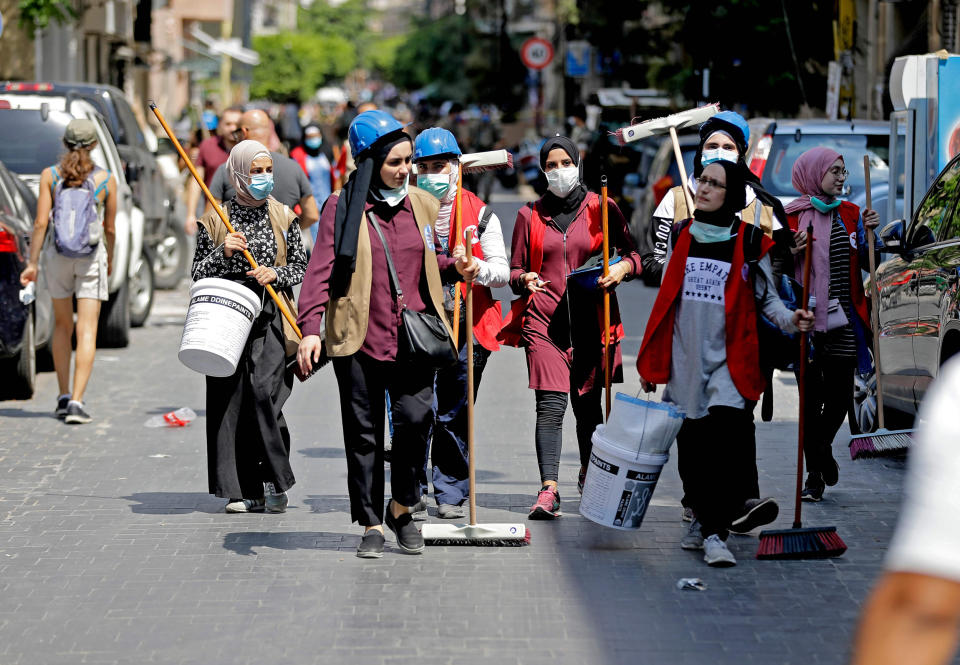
left=305, top=136, right=322, bottom=149
left=689, top=220, right=733, bottom=244
left=248, top=173, right=274, bottom=200
left=701, top=147, right=740, bottom=166
left=810, top=196, right=841, bottom=213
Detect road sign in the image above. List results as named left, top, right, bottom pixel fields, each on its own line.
left=521, top=37, right=554, bottom=71
left=566, top=40, right=590, bottom=77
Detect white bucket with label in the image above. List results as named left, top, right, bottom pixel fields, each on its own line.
left=579, top=425, right=669, bottom=531
left=179, top=278, right=262, bottom=377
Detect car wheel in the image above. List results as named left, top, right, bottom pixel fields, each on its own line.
left=98, top=278, right=130, bottom=348
left=1, top=307, right=37, bottom=400
left=129, top=247, right=155, bottom=328
left=152, top=217, right=188, bottom=289
left=849, top=359, right=877, bottom=435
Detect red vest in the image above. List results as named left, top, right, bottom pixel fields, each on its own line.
left=637, top=221, right=775, bottom=401
left=787, top=201, right=870, bottom=328
left=497, top=192, right=624, bottom=346
left=449, top=189, right=503, bottom=352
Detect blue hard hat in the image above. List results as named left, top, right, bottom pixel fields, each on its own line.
left=413, top=127, right=462, bottom=161
left=699, top=110, right=750, bottom=151
left=348, top=110, right=405, bottom=157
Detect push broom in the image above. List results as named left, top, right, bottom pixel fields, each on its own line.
left=757, top=225, right=847, bottom=559
left=849, top=155, right=913, bottom=459
left=422, top=229, right=530, bottom=546
left=615, top=104, right=719, bottom=215
left=149, top=102, right=324, bottom=380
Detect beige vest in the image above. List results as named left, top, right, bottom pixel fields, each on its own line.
left=671, top=185, right=774, bottom=237
left=324, top=187, right=452, bottom=357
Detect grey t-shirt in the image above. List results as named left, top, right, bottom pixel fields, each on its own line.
left=661, top=234, right=797, bottom=419
left=209, top=151, right=311, bottom=209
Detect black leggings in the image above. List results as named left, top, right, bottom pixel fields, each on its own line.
left=799, top=352, right=856, bottom=474
left=534, top=388, right=603, bottom=484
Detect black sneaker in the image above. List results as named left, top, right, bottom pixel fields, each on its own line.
left=55, top=395, right=70, bottom=419
left=801, top=473, right=825, bottom=502
left=577, top=467, right=586, bottom=495
left=64, top=401, right=92, bottom=425
left=356, top=530, right=385, bottom=559
left=385, top=506, right=424, bottom=554
left=729, top=497, right=779, bottom=533
left=384, top=439, right=392, bottom=465
left=821, top=452, right=840, bottom=487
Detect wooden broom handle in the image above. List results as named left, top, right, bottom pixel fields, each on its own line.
left=601, top=175, right=611, bottom=420
left=452, top=164, right=464, bottom=348
left=148, top=102, right=302, bottom=340
left=795, top=224, right=815, bottom=529
left=863, top=156, right=885, bottom=429
left=465, top=229, right=477, bottom=526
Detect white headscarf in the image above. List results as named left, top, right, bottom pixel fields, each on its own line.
left=226, top=139, right=271, bottom=208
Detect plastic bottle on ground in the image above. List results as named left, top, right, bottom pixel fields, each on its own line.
left=144, top=407, right=197, bottom=428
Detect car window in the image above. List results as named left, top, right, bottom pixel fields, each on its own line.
left=664, top=145, right=697, bottom=185
left=0, top=169, right=28, bottom=220
left=907, top=157, right=960, bottom=247
left=112, top=94, right=146, bottom=148
left=761, top=132, right=892, bottom=199
left=0, top=109, right=73, bottom=174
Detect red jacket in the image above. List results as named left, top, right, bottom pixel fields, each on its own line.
left=637, top=221, right=775, bottom=401
left=787, top=200, right=870, bottom=329
left=449, top=189, right=503, bottom=352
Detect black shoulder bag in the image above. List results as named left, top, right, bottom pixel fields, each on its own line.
left=367, top=212, right=458, bottom=369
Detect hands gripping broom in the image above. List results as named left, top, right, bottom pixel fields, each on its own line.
left=757, top=226, right=846, bottom=559
left=421, top=229, right=530, bottom=546
left=149, top=102, right=321, bottom=381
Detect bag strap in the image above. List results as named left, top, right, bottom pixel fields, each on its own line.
left=367, top=212, right=404, bottom=308
left=478, top=205, right=493, bottom=237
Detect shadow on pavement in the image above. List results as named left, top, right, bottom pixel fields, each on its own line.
left=122, top=492, right=224, bottom=514
left=223, top=531, right=349, bottom=556
left=0, top=408, right=57, bottom=419
left=298, top=447, right=345, bottom=459
left=302, top=494, right=353, bottom=515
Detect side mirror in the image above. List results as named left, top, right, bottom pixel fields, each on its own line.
left=125, top=162, right=140, bottom=184
left=879, top=218, right=905, bottom=251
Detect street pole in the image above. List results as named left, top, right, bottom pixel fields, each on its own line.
left=220, top=0, right=233, bottom=107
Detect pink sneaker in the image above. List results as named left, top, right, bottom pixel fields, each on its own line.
left=528, top=486, right=561, bottom=520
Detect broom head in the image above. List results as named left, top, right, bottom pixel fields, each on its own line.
left=756, top=526, right=847, bottom=559
left=460, top=149, right=513, bottom=174
left=849, top=428, right=913, bottom=459
left=615, top=103, right=719, bottom=145
left=422, top=522, right=531, bottom=546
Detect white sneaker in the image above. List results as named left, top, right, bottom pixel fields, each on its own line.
left=702, top=534, right=737, bottom=567
left=225, top=498, right=265, bottom=513
left=264, top=482, right=288, bottom=513
left=680, top=519, right=704, bottom=550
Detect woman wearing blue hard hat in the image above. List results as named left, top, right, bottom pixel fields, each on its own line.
left=638, top=110, right=793, bottom=542
left=412, top=127, right=509, bottom=519
left=296, top=110, right=478, bottom=558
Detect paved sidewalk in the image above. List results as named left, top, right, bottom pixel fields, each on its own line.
left=0, top=280, right=913, bottom=665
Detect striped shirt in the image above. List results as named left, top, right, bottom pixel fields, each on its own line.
left=821, top=212, right=857, bottom=358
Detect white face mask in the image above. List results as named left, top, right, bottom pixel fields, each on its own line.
left=701, top=147, right=739, bottom=167
left=545, top=165, right=580, bottom=198
left=378, top=180, right=409, bottom=207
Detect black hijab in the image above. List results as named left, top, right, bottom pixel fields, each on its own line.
left=693, top=160, right=746, bottom=227
left=692, top=118, right=787, bottom=228
left=332, top=128, right=410, bottom=296
left=538, top=135, right=587, bottom=230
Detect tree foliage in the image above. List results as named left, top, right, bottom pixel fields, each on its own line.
left=250, top=32, right=356, bottom=103
left=17, top=0, right=77, bottom=36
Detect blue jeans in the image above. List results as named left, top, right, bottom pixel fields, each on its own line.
left=420, top=336, right=491, bottom=504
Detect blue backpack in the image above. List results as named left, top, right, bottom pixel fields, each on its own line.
left=50, top=166, right=107, bottom=258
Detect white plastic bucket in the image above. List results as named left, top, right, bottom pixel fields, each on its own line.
left=579, top=426, right=669, bottom=530
left=179, top=278, right=262, bottom=377
left=602, top=392, right=684, bottom=455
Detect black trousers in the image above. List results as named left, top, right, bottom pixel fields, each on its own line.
left=799, top=352, right=856, bottom=475
left=333, top=352, right=435, bottom=527
left=676, top=405, right=757, bottom=540
left=534, top=387, right=603, bottom=484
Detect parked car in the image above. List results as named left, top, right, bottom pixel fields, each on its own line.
left=0, top=99, right=154, bottom=346
left=850, top=152, right=960, bottom=433
left=0, top=159, right=53, bottom=399
left=747, top=119, right=904, bottom=224
left=1, top=82, right=188, bottom=289
left=626, top=132, right=699, bottom=285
